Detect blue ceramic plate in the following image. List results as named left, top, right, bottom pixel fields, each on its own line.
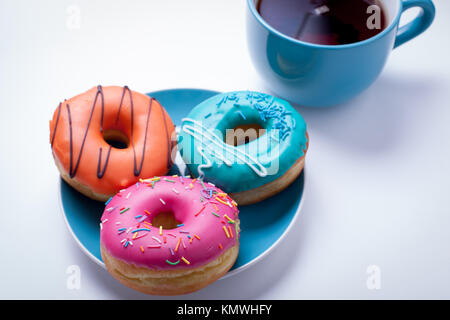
left=59, top=88, right=305, bottom=279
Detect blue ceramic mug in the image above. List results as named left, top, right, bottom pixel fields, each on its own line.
left=246, top=0, right=435, bottom=107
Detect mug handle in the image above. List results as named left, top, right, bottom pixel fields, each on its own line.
left=394, top=0, right=435, bottom=48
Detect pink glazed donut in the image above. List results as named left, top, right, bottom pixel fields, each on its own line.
left=100, top=175, right=240, bottom=295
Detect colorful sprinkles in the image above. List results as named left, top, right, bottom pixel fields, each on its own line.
left=236, top=110, right=247, bottom=120
left=101, top=176, right=239, bottom=269
left=119, top=207, right=130, bottom=214
left=223, top=225, right=230, bottom=238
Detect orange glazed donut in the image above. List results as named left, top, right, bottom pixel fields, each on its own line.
left=50, top=85, right=176, bottom=201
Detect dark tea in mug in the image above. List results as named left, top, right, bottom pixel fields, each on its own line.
left=256, top=0, right=388, bottom=45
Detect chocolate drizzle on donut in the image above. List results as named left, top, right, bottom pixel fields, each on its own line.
left=50, top=102, right=62, bottom=147
left=96, top=144, right=112, bottom=178
left=132, top=94, right=153, bottom=176
left=51, top=85, right=170, bottom=180
left=66, top=85, right=105, bottom=178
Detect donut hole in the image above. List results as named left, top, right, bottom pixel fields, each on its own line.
left=225, top=123, right=266, bottom=146
left=151, top=211, right=180, bottom=230
left=102, top=129, right=130, bottom=149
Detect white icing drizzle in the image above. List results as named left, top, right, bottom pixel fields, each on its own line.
left=181, top=118, right=268, bottom=177
left=196, top=146, right=213, bottom=178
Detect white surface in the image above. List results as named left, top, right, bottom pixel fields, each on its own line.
left=1, top=0, right=449, bottom=299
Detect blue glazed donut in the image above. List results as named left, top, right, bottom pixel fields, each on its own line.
left=178, top=91, right=308, bottom=205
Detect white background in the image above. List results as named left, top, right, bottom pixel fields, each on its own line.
left=1, top=0, right=450, bottom=299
